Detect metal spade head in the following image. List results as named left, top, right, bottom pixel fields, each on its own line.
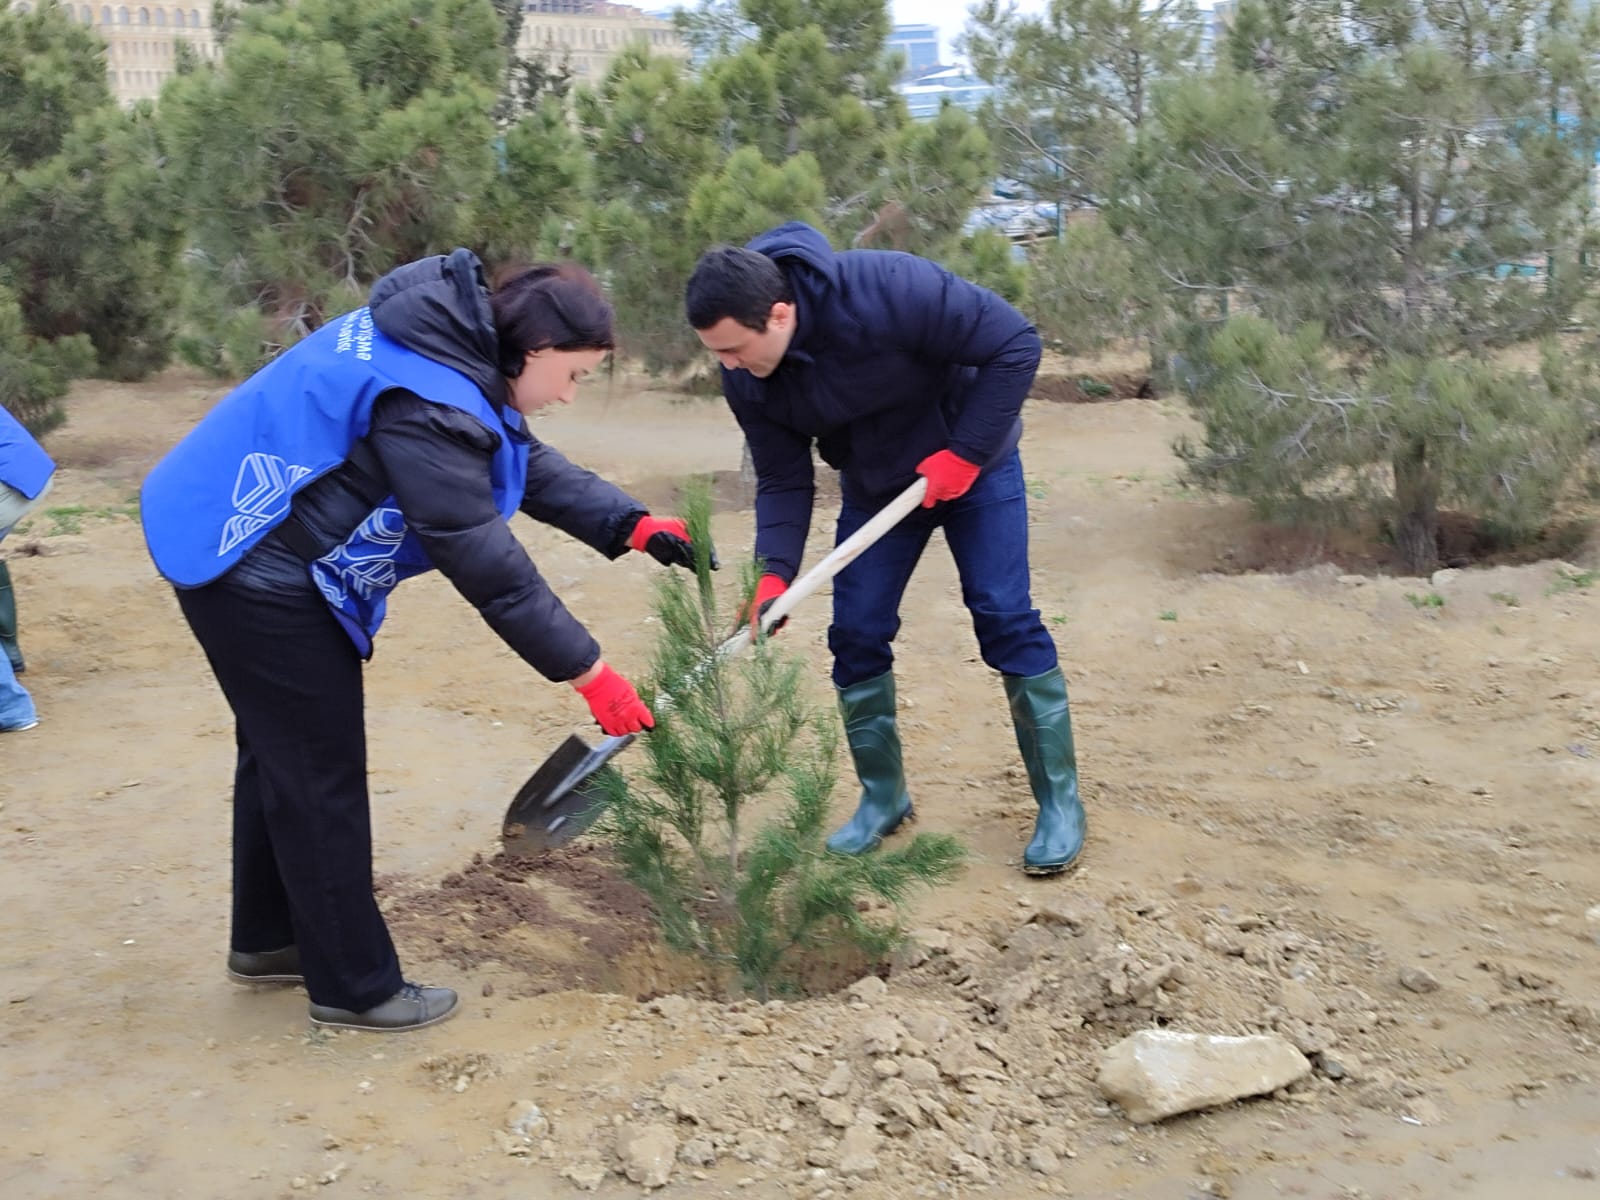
left=501, top=732, right=636, bottom=855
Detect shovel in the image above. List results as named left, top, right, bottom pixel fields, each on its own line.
left=501, top=476, right=929, bottom=855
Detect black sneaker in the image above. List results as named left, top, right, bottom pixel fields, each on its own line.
left=227, top=945, right=304, bottom=985
left=308, top=982, right=459, bottom=1032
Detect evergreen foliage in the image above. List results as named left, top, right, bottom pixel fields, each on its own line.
left=1126, top=0, right=1600, bottom=568
left=573, top=0, right=995, bottom=370
left=158, top=0, right=505, bottom=373
left=0, top=282, right=93, bottom=436
left=0, top=1, right=182, bottom=380
left=596, top=485, right=966, bottom=1000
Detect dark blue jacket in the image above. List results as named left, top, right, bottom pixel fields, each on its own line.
left=724, top=222, right=1041, bottom=582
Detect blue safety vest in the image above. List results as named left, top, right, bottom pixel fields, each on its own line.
left=141, top=307, right=529, bottom=656
left=0, top=404, right=56, bottom=500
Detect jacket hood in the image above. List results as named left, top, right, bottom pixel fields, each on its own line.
left=368, top=249, right=505, bottom=405
left=747, top=222, right=839, bottom=290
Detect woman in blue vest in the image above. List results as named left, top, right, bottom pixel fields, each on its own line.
left=0, top=404, right=57, bottom=733
left=142, top=250, right=708, bottom=1032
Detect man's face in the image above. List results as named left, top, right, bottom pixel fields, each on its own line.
left=695, top=302, right=796, bottom=379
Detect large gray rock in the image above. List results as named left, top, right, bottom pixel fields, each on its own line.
left=1097, top=1029, right=1312, bottom=1123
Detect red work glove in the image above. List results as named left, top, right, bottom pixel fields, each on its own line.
left=736, top=573, right=789, bottom=638
left=572, top=663, right=654, bottom=736
left=915, top=449, right=981, bottom=507
left=628, top=514, right=718, bottom=570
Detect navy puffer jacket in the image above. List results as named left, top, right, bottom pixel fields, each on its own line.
left=229, top=250, right=644, bottom=681
left=723, top=223, right=1041, bottom=582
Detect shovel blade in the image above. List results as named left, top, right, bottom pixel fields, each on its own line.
left=501, top=731, right=636, bottom=855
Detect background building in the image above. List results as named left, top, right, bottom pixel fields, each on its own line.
left=12, top=2, right=221, bottom=106
left=897, top=64, right=993, bottom=120
left=886, top=22, right=939, bottom=80
left=516, top=0, right=686, bottom=81
left=12, top=1, right=685, bottom=107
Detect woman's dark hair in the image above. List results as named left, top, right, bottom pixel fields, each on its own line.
left=685, top=246, right=793, bottom=332
left=491, top=262, right=615, bottom=377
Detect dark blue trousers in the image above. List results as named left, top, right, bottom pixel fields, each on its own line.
left=828, top=449, right=1058, bottom=689
left=177, top=578, right=404, bottom=1012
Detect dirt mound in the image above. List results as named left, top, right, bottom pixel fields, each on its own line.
left=513, top=887, right=1596, bottom=1192
left=383, top=845, right=665, bottom=998
left=1207, top=510, right=1595, bottom=576
left=1031, top=372, right=1149, bottom=404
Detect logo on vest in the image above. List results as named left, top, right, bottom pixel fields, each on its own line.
left=219, top=452, right=312, bottom=556
left=314, top=506, right=410, bottom=602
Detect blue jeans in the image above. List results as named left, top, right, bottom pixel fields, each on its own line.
left=828, top=450, right=1058, bottom=689
left=0, top=518, right=35, bottom=731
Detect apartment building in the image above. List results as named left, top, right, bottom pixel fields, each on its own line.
left=13, top=0, right=683, bottom=107
left=515, top=0, right=686, bottom=82
left=13, top=2, right=221, bottom=106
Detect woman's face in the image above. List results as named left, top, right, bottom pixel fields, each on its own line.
left=506, top=347, right=607, bottom=415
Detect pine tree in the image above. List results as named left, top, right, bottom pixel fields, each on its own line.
left=0, top=283, right=93, bottom=436
left=574, top=0, right=997, bottom=373
left=964, top=0, right=1199, bottom=210
left=1127, top=0, right=1600, bottom=570
left=0, top=1, right=183, bottom=380
left=159, top=0, right=505, bottom=373
left=596, top=485, right=966, bottom=1000
left=963, top=0, right=1197, bottom=355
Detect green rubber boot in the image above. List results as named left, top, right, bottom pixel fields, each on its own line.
left=0, top=561, right=22, bottom=675
left=826, top=671, right=914, bottom=856
left=1004, top=667, right=1086, bottom=875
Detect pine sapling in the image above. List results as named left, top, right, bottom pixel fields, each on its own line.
left=595, top=482, right=966, bottom=999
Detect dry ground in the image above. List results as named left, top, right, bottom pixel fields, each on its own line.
left=3, top=365, right=1599, bottom=1200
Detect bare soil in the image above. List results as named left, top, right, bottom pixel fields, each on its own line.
left=4, top=368, right=1600, bottom=1200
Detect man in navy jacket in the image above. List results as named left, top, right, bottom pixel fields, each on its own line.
left=685, top=222, right=1086, bottom=875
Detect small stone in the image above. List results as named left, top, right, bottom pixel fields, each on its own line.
left=1030, top=897, right=1096, bottom=930
left=908, top=927, right=951, bottom=954
left=481, top=981, right=494, bottom=998
left=872, top=1057, right=901, bottom=1079
left=504, top=1100, right=549, bottom=1140
left=1029, top=1147, right=1060, bottom=1174
left=1398, top=967, right=1441, bottom=994
left=1170, top=875, right=1204, bottom=897
left=903, top=1012, right=951, bottom=1047
left=949, top=1152, right=992, bottom=1185
left=836, top=1124, right=881, bottom=1177
left=316, top=1162, right=347, bottom=1185
left=818, top=1099, right=854, bottom=1128
left=678, top=1137, right=716, bottom=1167
left=617, top=1122, right=678, bottom=1189
left=1278, top=980, right=1324, bottom=1024
left=818, top=1061, right=853, bottom=1098
left=859, top=1016, right=906, bottom=1056
left=805, top=1144, right=835, bottom=1169
left=847, top=976, right=888, bottom=1005
left=560, top=1161, right=607, bottom=1191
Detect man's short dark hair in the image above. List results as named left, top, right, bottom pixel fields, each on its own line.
left=685, top=246, right=794, bottom=332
